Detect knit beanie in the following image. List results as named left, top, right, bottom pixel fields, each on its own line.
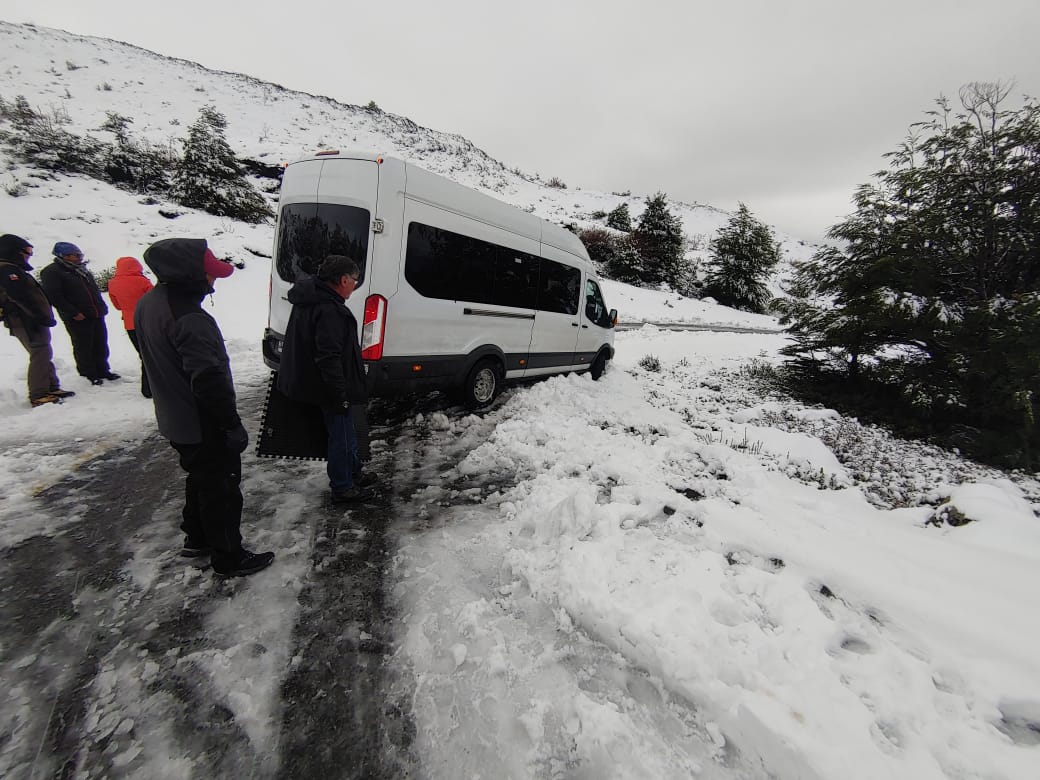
left=53, top=241, right=83, bottom=258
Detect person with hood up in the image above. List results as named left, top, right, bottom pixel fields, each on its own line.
left=136, top=238, right=274, bottom=578
left=107, top=256, right=154, bottom=398
left=39, top=241, right=119, bottom=386
left=0, top=234, right=74, bottom=407
left=277, top=254, right=372, bottom=503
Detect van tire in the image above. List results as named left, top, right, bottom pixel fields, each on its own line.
left=590, top=352, right=608, bottom=380
left=462, top=358, right=501, bottom=408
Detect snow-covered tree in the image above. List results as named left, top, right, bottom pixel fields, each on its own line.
left=703, top=203, right=781, bottom=313
left=603, top=238, right=644, bottom=285
left=99, top=111, right=174, bottom=194
left=630, top=192, right=685, bottom=287
left=606, top=202, right=632, bottom=232
left=778, top=82, right=1040, bottom=467
left=171, top=106, right=273, bottom=223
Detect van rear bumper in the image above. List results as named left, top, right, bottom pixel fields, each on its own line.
left=262, top=328, right=283, bottom=370
left=366, top=354, right=467, bottom=395
left=264, top=331, right=468, bottom=394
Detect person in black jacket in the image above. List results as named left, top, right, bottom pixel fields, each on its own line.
left=277, top=255, right=372, bottom=503
left=39, top=241, right=119, bottom=386
left=136, top=238, right=274, bottom=578
left=0, top=234, right=74, bottom=407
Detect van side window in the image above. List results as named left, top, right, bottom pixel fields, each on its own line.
left=538, top=258, right=580, bottom=315
left=404, top=223, right=456, bottom=300
left=275, top=203, right=370, bottom=282
left=453, top=230, right=495, bottom=305
left=494, top=251, right=539, bottom=309
left=585, top=279, right=611, bottom=327
left=405, top=222, right=539, bottom=308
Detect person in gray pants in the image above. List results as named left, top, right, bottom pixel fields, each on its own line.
left=0, top=234, right=74, bottom=407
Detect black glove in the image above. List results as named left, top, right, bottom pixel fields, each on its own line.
left=334, top=399, right=351, bottom=416
left=225, top=421, right=249, bottom=453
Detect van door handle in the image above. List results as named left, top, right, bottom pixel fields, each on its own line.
left=571, top=323, right=579, bottom=327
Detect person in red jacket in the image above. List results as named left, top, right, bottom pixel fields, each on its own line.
left=107, top=256, right=154, bottom=397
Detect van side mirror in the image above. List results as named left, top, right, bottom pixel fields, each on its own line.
left=609, top=309, right=617, bottom=328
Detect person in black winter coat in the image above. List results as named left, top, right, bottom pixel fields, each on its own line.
left=277, top=255, right=371, bottom=503
left=136, top=237, right=274, bottom=578
left=0, top=234, right=73, bottom=407
left=39, top=241, right=118, bottom=385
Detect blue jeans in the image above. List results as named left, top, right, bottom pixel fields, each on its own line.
left=321, top=408, right=362, bottom=492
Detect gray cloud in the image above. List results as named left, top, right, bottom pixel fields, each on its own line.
left=4, top=0, right=1039, bottom=242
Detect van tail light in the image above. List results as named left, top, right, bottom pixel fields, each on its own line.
left=361, top=294, right=387, bottom=360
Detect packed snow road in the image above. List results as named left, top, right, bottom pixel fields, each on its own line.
left=0, top=386, right=426, bottom=779
left=8, top=328, right=1035, bottom=779
left=0, top=379, right=760, bottom=779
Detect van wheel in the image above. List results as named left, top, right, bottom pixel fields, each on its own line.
left=590, top=352, right=608, bottom=380
left=462, top=358, right=501, bottom=408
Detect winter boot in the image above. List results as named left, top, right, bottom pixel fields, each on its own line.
left=30, top=394, right=63, bottom=408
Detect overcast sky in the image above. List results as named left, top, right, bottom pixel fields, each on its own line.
left=2, top=0, right=1039, bottom=243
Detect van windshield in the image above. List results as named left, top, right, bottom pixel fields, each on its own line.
left=275, top=203, right=370, bottom=282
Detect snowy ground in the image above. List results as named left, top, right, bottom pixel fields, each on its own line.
left=2, top=294, right=1039, bottom=777
left=2, top=20, right=1039, bottom=778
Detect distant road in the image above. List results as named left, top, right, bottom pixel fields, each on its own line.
left=617, top=321, right=785, bottom=335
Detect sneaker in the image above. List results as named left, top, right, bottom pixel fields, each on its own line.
left=30, top=394, right=63, bottom=408
left=90, top=378, right=104, bottom=386
left=102, top=372, right=121, bottom=381
left=180, top=539, right=213, bottom=558
left=49, top=388, right=76, bottom=398
left=212, top=550, right=275, bottom=578
left=331, top=486, right=375, bottom=504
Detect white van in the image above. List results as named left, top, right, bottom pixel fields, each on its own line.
left=263, top=151, right=616, bottom=406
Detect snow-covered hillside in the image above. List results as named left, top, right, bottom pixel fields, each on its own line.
left=0, top=19, right=816, bottom=287
left=3, top=20, right=1040, bottom=780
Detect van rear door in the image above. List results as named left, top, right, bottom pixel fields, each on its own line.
left=270, top=157, right=379, bottom=337
left=315, top=158, right=379, bottom=298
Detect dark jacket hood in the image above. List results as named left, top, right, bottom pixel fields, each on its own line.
left=287, top=274, right=344, bottom=307
left=0, top=233, right=33, bottom=269
left=143, top=238, right=209, bottom=287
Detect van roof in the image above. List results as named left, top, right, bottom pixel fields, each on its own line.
left=289, top=151, right=592, bottom=266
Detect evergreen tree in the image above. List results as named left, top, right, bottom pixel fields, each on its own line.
left=603, top=236, right=643, bottom=284
left=606, top=202, right=632, bottom=232
left=778, top=82, right=1040, bottom=466
left=630, top=192, right=685, bottom=287
left=171, top=106, right=273, bottom=223
left=703, top=203, right=781, bottom=313
left=99, top=111, right=173, bottom=193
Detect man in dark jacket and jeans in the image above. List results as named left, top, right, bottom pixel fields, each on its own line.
left=277, top=255, right=372, bottom=503
left=0, top=234, right=74, bottom=407
left=39, top=241, right=118, bottom=385
left=136, top=238, right=274, bottom=577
